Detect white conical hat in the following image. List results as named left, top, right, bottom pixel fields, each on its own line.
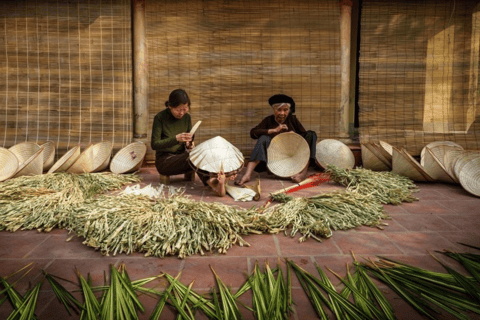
left=189, top=136, right=243, bottom=173
left=361, top=143, right=390, bottom=171
left=420, top=141, right=463, bottom=166
left=316, top=139, right=355, bottom=170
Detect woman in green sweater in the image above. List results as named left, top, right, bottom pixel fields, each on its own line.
left=151, top=89, right=227, bottom=196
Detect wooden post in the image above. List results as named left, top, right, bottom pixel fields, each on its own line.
left=339, top=0, right=353, bottom=143
left=132, top=0, right=148, bottom=142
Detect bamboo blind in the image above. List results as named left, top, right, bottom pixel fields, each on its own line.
left=146, top=0, right=341, bottom=159
left=358, top=0, right=480, bottom=156
left=0, top=0, right=132, bottom=157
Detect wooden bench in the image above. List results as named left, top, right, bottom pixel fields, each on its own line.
left=159, top=171, right=195, bottom=184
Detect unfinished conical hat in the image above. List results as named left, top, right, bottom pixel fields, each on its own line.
left=378, top=140, right=393, bottom=162
left=392, top=147, right=433, bottom=182
left=454, top=152, right=480, bottom=181
left=110, top=141, right=147, bottom=174
left=423, top=147, right=456, bottom=183
left=267, top=132, right=310, bottom=177
left=361, top=143, right=390, bottom=171
left=13, top=146, right=44, bottom=178
left=67, top=144, right=95, bottom=173
left=458, top=157, right=480, bottom=197
left=316, top=139, right=355, bottom=170
left=40, top=141, right=55, bottom=171
left=443, top=150, right=468, bottom=183
left=0, top=147, right=19, bottom=182
left=189, top=136, right=243, bottom=173
left=420, top=141, right=463, bottom=166
left=92, top=141, right=113, bottom=172
left=48, top=145, right=81, bottom=173
left=9, top=142, right=40, bottom=166
left=366, top=142, right=391, bottom=168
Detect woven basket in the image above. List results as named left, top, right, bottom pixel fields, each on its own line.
left=189, top=136, right=244, bottom=174
left=40, top=141, right=56, bottom=171
left=458, top=157, right=480, bottom=197
left=92, top=141, right=113, bottom=172
left=392, top=147, right=433, bottom=182
left=423, top=147, right=456, bottom=183
left=67, top=144, right=95, bottom=173
left=378, top=140, right=393, bottom=162
left=13, top=146, right=44, bottom=178
left=8, top=142, right=40, bottom=166
left=267, top=132, right=309, bottom=177
left=110, top=142, right=147, bottom=174
left=47, top=145, right=81, bottom=173
left=453, top=152, right=480, bottom=181
left=361, top=143, right=390, bottom=171
left=420, top=141, right=463, bottom=166
left=315, top=139, right=355, bottom=170
left=0, top=147, right=19, bottom=182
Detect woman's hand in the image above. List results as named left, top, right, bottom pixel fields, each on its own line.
left=186, top=141, right=195, bottom=150
left=176, top=132, right=193, bottom=143
left=268, top=124, right=288, bottom=135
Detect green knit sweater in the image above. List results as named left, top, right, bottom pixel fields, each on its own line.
left=151, top=109, right=192, bottom=156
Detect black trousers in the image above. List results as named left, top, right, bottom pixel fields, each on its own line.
left=155, top=151, right=210, bottom=185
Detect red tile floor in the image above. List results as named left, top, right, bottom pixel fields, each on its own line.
left=1, top=165, right=480, bottom=319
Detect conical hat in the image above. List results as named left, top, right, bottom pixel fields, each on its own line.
left=0, top=147, right=19, bottom=182
left=420, top=141, right=463, bottom=166
left=378, top=140, right=393, bottom=162
left=92, top=141, right=113, bottom=172
left=9, top=142, right=40, bottom=166
left=48, top=145, right=81, bottom=173
left=13, top=146, right=44, bottom=178
left=392, top=147, right=433, bottom=182
left=454, top=153, right=480, bottom=181
left=67, top=144, right=95, bottom=173
left=189, top=136, right=243, bottom=173
left=267, top=132, right=310, bottom=177
left=361, top=143, right=390, bottom=171
left=110, top=141, right=147, bottom=174
left=458, top=157, right=480, bottom=197
left=316, top=139, right=355, bottom=170
left=40, top=141, right=56, bottom=171
left=367, top=142, right=392, bottom=168
left=422, top=147, right=456, bottom=183
left=443, top=150, right=468, bottom=183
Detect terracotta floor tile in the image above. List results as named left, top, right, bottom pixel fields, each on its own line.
left=438, top=215, right=480, bottom=233
left=401, top=200, right=457, bottom=215
left=413, top=188, right=454, bottom=200
left=275, top=233, right=340, bottom=256
left=356, top=216, right=408, bottom=233
left=180, top=256, right=248, bottom=289
left=224, top=234, right=278, bottom=256
left=25, top=234, right=104, bottom=259
left=0, top=231, right=52, bottom=258
left=387, top=232, right=462, bottom=255
left=437, top=200, right=480, bottom=214
left=383, top=204, right=410, bottom=215
left=392, top=214, right=460, bottom=232
left=0, top=259, right=51, bottom=292
left=437, top=231, right=480, bottom=252
left=312, top=255, right=358, bottom=286
left=333, top=232, right=402, bottom=255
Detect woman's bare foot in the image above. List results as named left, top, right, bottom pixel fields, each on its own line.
left=207, top=171, right=227, bottom=197
left=291, top=164, right=309, bottom=183
left=234, top=161, right=260, bottom=186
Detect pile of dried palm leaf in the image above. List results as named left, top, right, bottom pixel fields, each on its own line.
left=325, top=165, right=419, bottom=205
left=256, top=191, right=388, bottom=242
left=0, top=173, right=140, bottom=232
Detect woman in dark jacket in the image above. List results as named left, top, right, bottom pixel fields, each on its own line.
left=236, top=94, right=317, bottom=185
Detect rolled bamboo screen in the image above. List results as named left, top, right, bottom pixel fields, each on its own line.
left=0, top=0, right=133, bottom=157
left=358, top=0, right=480, bottom=156
left=146, top=0, right=341, bottom=159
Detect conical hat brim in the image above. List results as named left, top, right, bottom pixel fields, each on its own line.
left=361, top=143, right=390, bottom=171
left=189, top=136, right=243, bottom=173
left=392, top=147, right=432, bottom=182
left=423, top=147, right=456, bottom=183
